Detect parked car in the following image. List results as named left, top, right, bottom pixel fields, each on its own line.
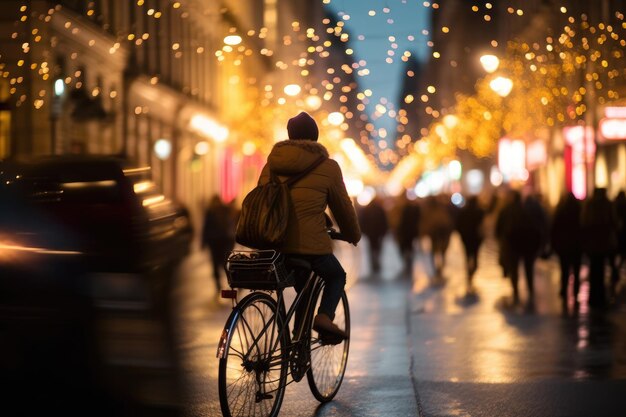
left=0, top=155, right=192, bottom=416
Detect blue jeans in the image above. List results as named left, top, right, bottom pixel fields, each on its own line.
left=291, top=253, right=346, bottom=320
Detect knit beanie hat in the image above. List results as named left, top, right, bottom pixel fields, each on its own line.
left=287, top=112, right=319, bottom=141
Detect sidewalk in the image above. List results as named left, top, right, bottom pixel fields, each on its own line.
left=408, top=233, right=626, bottom=417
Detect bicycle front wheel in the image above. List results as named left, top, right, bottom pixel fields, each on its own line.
left=218, top=292, right=287, bottom=417
left=306, top=289, right=350, bottom=402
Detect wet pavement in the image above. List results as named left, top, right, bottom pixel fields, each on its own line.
left=409, top=235, right=626, bottom=417
left=173, top=239, right=418, bottom=417
left=169, top=232, right=626, bottom=416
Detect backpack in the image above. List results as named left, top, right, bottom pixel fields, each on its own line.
left=235, top=155, right=326, bottom=249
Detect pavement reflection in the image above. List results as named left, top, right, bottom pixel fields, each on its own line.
left=410, top=232, right=626, bottom=417
left=411, top=234, right=626, bottom=382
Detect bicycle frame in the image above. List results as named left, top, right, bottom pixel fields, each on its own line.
left=216, top=271, right=324, bottom=362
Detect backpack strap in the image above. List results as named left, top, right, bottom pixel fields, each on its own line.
left=269, top=169, right=281, bottom=184
left=284, top=155, right=327, bottom=187
left=267, top=155, right=326, bottom=186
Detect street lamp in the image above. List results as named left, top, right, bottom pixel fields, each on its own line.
left=442, top=114, right=459, bottom=129
left=305, top=95, right=322, bottom=111
left=488, top=75, right=521, bottom=185
left=284, top=84, right=301, bottom=96
left=54, top=79, right=65, bottom=96
left=154, top=138, right=172, bottom=160
left=50, top=78, right=65, bottom=154
left=489, top=76, right=513, bottom=97
left=480, top=54, right=500, bottom=73
left=154, top=138, right=172, bottom=192
left=224, top=35, right=242, bottom=46
left=194, top=140, right=209, bottom=156
left=328, top=111, right=344, bottom=126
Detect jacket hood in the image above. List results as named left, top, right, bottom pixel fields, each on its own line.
left=268, top=140, right=329, bottom=175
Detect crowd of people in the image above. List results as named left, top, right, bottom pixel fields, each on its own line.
left=356, top=187, right=626, bottom=309
left=494, top=187, right=626, bottom=308
left=198, top=186, right=626, bottom=310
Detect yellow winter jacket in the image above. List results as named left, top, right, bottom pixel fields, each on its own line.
left=258, top=139, right=361, bottom=254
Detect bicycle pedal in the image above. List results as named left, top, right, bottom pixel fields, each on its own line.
left=255, top=392, right=273, bottom=403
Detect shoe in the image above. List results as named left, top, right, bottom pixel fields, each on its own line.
left=313, top=314, right=347, bottom=341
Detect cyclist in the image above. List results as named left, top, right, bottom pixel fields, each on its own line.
left=256, top=111, right=361, bottom=339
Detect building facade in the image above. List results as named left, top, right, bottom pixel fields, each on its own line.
left=412, top=0, right=626, bottom=204
left=0, top=0, right=325, bottom=228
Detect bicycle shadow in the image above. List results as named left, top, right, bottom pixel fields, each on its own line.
left=308, top=400, right=351, bottom=416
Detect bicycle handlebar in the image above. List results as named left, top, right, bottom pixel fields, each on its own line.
left=327, top=228, right=353, bottom=244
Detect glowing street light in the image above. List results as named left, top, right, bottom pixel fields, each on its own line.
left=223, top=35, right=242, bottom=46
left=328, top=111, right=344, bottom=126
left=448, top=160, right=462, bottom=180
left=480, top=54, right=500, bottom=73
left=154, top=138, right=172, bottom=191
left=305, top=95, right=322, bottom=111
left=194, top=141, right=209, bottom=156
left=154, top=138, right=172, bottom=160
left=54, top=79, right=65, bottom=96
left=442, top=114, right=459, bottom=129
left=489, top=76, right=513, bottom=97
left=284, top=84, right=301, bottom=96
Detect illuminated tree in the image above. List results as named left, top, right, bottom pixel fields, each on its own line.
left=431, top=10, right=626, bottom=162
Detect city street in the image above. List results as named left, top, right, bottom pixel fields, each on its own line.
left=2, top=1, right=626, bottom=416
left=171, top=233, right=626, bottom=417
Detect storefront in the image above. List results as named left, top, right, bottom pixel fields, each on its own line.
left=595, top=105, right=626, bottom=198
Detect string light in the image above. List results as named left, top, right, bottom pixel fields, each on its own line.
left=1, top=2, right=624, bottom=172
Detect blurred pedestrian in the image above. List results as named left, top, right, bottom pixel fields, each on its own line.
left=394, top=196, right=421, bottom=276
left=456, top=195, right=485, bottom=293
left=496, top=190, right=523, bottom=300
left=202, top=194, right=237, bottom=294
left=614, top=190, right=626, bottom=291
left=491, top=188, right=513, bottom=278
left=521, top=192, right=550, bottom=276
left=581, top=188, right=618, bottom=308
left=550, top=192, right=583, bottom=303
left=420, top=195, right=454, bottom=278
left=358, top=196, right=389, bottom=274
left=496, top=191, right=548, bottom=303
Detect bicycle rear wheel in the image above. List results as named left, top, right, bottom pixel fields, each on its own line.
left=306, top=288, right=350, bottom=402
left=218, top=292, right=287, bottom=417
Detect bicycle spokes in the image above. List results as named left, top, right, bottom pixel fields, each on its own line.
left=219, top=293, right=287, bottom=417
left=307, top=291, right=350, bottom=402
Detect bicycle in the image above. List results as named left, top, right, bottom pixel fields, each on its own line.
left=216, top=230, right=351, bottom=417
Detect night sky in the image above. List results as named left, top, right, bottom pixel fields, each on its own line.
left=325, top=0, right=432, bottom=140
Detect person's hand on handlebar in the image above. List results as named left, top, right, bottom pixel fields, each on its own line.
left=327, top=228, right=357, bottom=246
